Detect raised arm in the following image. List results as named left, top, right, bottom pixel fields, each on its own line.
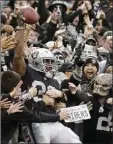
left=38, top=0, right=50, bottom=24
left=13, top=29, right=26, bottom=77
left=68, top=82, right=91, bottom=103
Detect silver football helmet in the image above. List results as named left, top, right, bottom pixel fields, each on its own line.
left=28, top=48, right=57, bottom=78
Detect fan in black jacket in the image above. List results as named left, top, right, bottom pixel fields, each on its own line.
left=67, top=73, right=113, bottom=144
left=1, top=71, right=64, bottom=144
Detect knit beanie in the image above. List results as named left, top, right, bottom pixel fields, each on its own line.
left=82, top=57, right=99, bottom=72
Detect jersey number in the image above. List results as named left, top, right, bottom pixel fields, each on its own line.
left=96, top=113, right=112, bottom=132
left=32, top=80, right=46, bottom=95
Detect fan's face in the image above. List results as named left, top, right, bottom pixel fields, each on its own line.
left=73, top=16, right=79, bottom=26
left=65, top=67, right=74, bottom=79
left=107, top=37, right=113, bottom=49
left=45, top=0, right=50, bottom=8
left=65, top=72, right=72, bottom=79
left=29, top=30, right=39, bottom=43
left=97, top=36, right=104, bottom=47
left=95, top=20, right=103, bottom=32
left=55, top=54, right=65, bottom=67
left=53, top=5, right=62, bottom=19
left=84, top=63, right=98, bottom=79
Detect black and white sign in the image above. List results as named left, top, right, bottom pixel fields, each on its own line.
left=61, top=105, right=91, bottom=123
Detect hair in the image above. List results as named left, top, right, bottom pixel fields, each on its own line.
left=58, top=62, right=74, bottom=73
left=1, top=70, right=21, bottom=94
left=104, top=63, right=113, bottom=73
left=1, top=14, right=7, bottom=24
left=103, top=31, right=112, bottom=39
left=82, top=57, right=99, bottom=72
left=7, top=0, right=16, bottom=10
left=71, top=0, right=83, bottom=10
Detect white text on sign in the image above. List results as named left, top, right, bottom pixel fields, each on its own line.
left=61, top=105, right=91, bottom=123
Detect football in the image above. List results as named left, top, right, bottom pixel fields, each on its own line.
left=19, top=6, right=40, bottom=24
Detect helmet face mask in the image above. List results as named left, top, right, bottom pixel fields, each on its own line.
left=28, top=48, right=57, bottom=78
left=42, top=58, right=56, bottom=78
left=43, top=59, right=55, bottom=71
left=93, top=74, right=112, bottom=97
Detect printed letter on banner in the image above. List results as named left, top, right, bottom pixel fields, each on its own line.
left=61, top=104, right=91, bottom=123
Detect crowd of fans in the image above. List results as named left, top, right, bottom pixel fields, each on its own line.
left=1, top=0, right=113, bottom=144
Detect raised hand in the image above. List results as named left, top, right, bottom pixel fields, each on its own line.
left=68, top=82, right=77, bottom=95
left=43, top=95, right=55, bottom=106
left=10, top=81, right=23, bottom=98
left=46, top=89, right=63, bottom=98
left=107, top=98, right=113, bottom=105
left=28, top=87, right=37, bottom=97
left=0, top=98, right=12, bottom=109
left=7, top=101, right=24, bottom=114
left=96, top=10, right=106, bottom=19
left=58, top=111, right=70, bottom=120
left=1, top=35, right=17, bottom=52
left=83, top=24, right=95, bottom=39
left=84, top=15, right=91, bottom=25
left=17, top=10, right=25, bottom=27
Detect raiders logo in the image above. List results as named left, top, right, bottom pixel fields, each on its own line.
left=31, top=51, right=39, bottom=59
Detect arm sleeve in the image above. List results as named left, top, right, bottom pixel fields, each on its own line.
left=64, top=89, right=91, bottom=105
left=73, top=90, right=91, bottom=103
left=1, top=111, right=10, bottom=121
left=8, top=101, right=60, bottom=123
left=38, top=0, right=50, bottom=24
left=41, top=22, right=57, bottom=44
left=1, top=93, right=12, bottom=101
left=67, top=9, right=82, bottom=22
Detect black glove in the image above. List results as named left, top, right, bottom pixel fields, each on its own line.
left=74, top=44, right=84, bottom=67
